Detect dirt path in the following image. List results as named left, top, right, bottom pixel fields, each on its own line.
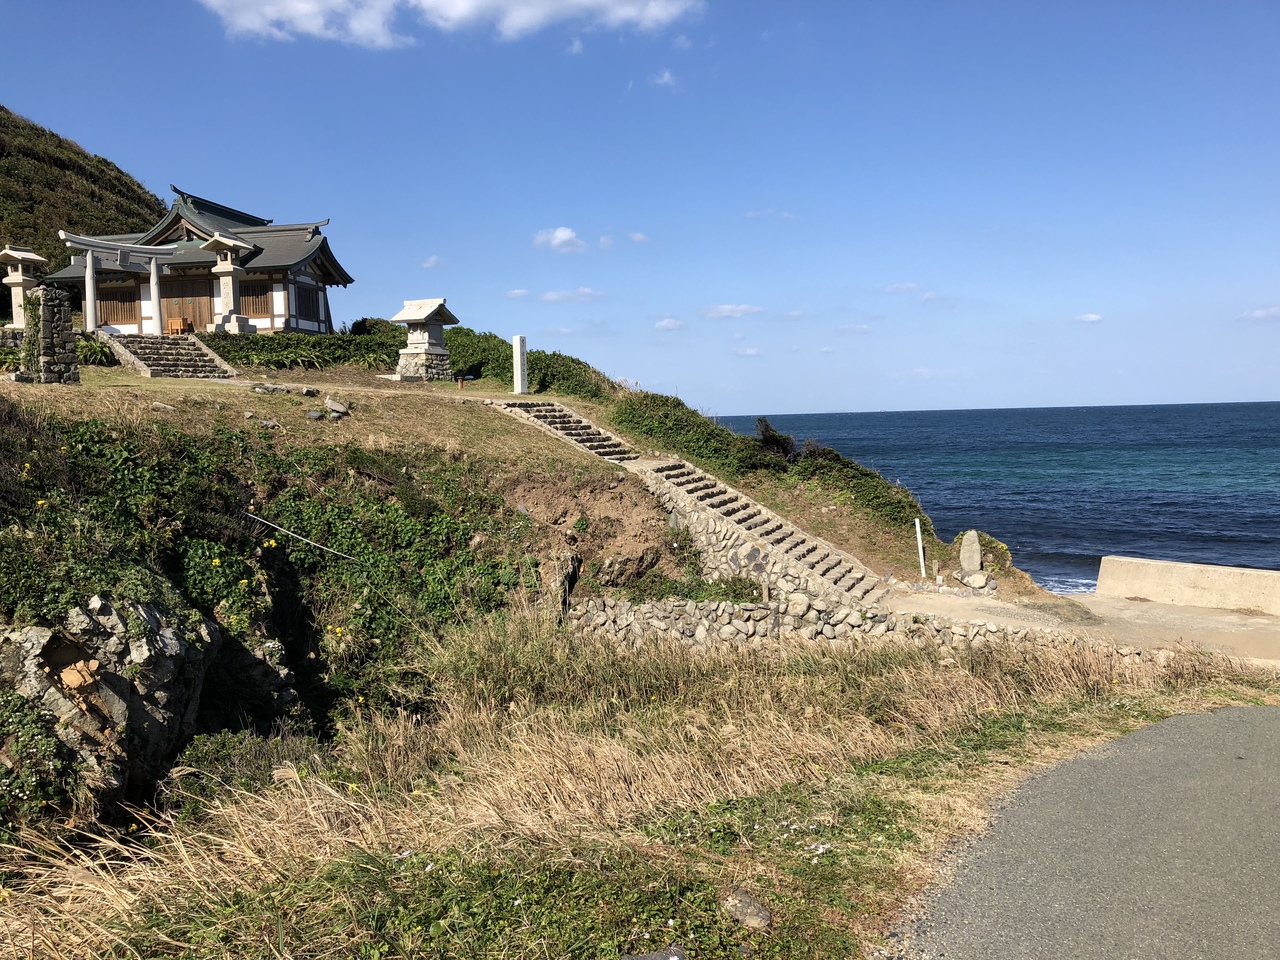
left=888, top=589, right=1280, bottom=662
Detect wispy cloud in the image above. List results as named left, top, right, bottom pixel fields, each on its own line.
left=673, top=33, right=691, bottom=48
left=421, top=255, right=442, bottom=269
left=567, top=36, right=583, bottom=54
left=820, top=346, right=835, bottom=354
left=654, top=317, right=683, bottom=331
left=745, top=208, right=796, bottom=220
left=534, top=226, right=587, bottom=253
left=839, top=323, right=871, bottom=334
left=885, top=283, right=921, bottom=294
left=505, top=289, right=529, bottom=298
left=628, top=231, right=649, bottom=242
left=1239, top=305, right=1280, bottom=321
left=1075, top=313, right=1103, bottom=323
left=198, top=0, right=704, bottom=47
left=539, top=287, right=604, bottom=302
left=650, top=68, right=677, bottom=87
left=599, top=235, right=613, bottom=249
left=734, top=346, right=761, bottom=357
left=781, top=310, right=804, bottom=320
left=703, top=304, right=765, bottom=319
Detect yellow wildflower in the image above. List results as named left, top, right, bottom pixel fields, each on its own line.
left=211, top=558, right=221, bottom=567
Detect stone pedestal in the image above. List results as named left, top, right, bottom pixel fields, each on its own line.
left=513, top=335, right=528, bottom=394
left=16, top=286, right=78, bottom=385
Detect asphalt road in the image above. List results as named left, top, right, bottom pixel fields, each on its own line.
left=883, top=707, right=1280, bottom=960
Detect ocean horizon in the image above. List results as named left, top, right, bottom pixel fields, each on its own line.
left=721, top=400, right=1280, bottom=593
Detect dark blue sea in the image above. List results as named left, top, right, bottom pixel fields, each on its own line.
left=721, top=402, right=1280, bottom=593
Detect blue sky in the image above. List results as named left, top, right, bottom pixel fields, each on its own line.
left=3, top=1, right=1277, bottom=414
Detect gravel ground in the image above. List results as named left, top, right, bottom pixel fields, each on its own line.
left=876, top=707, right=1280, bottom=959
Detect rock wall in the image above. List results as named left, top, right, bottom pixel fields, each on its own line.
left=16, top=286, right=77, bottom=384
left=395, top=349, right=453, bottom=381
left=568, top=595, right=1179, bottom=675
left=0, top=328, right=23, bottom=350
left=0, top=596, right=221, bottom=802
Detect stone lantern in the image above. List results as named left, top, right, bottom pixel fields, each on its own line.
left=202, top=232, right=256, bottom=334
left=1, top=245, right=48, bottom=328
left=388, top=298, right=460, bottom=381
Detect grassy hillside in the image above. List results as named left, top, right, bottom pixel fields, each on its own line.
left=0, top=105, right=167, bottom=286
left=0, top=372, right=1275, bottom=959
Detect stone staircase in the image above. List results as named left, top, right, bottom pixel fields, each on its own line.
left=503, top=400, right=638, bottom=462
left=647, top=459, right=892, bottom=608
left=107, top=334, right=236, bottom=379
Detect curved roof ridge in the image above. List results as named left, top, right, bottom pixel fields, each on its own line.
left=169, top=185, right=272, bottom=227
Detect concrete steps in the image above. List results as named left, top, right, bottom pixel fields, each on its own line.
left=110, top=334, right=233, bottom=379
left=504, top=400, right=639, bottom=462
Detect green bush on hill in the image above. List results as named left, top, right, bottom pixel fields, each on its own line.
left=0, top=105, right=168, bottom=271
left=197, top=331, right=405, bottom=371
left=611, top=391, right=932, bottom=531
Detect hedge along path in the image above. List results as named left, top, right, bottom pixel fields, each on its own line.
left=496, top=399, right=893, bottom=618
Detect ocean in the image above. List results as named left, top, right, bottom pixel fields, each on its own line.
left=720, top=402, right=1280, bottom=593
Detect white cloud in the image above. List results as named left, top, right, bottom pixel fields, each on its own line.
left=555, top=326, right=573, bottom=334
left=1076, top=313, right=1103, bottom=323
left=886, top=283, right=921, bottom=294
left=673, top=33, right=691, bottom=48
left=703, top=304, right=765, bottom=319
left=599, top=235, right=614, bottom=249
left=732, top=332, right=745, bottom=340
left=782, top=310, right=804, bottom=320
left=745, top=208, right=796, bottom=220
left=920, top=291, right=937, bottom=302
left=422, top=255, right=442, bottom=268
left=839, top=323, right=871, bottom=334
left=199, top=0, right=704, bottom=47
left=539, top=286, right=604, bottom=302
left=506, top=289, right=529, bottom=298
left=534, top=226, right=587, bottom=253
left=567, top=36, right=583, bottom=53
left=650, top=67, right=677, bottom=87
left=734, top=346, right=761, bottom=357
left=654, top=317, right=683, bottom=331
left=1239, top=305, right=1280, bottom=321
left=628, top=231, right=649, bottom=242
left=820, top=346, right=835, bottom=354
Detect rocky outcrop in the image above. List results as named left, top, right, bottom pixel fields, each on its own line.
left=0, top=596, right=221, bottom=803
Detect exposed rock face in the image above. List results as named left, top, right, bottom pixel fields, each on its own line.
left=960, top=529, right=982, bottom=573
left=0, top=596, right=221, bottom=803
left=598, top=547, right=662, bottom=586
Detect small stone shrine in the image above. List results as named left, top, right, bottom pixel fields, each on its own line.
left=16, top=286, right=79, bottom=384
left=387, top=298, right=459, bottom=381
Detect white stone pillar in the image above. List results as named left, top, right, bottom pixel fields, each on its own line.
left=145, top=257, right=163, bottom=335
left=513, top=335, right=528, bottom=394
left=83, top=253, right=97, bottom=332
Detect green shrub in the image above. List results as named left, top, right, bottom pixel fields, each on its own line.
left=528, top=349, right=617, bottom=401
left=0, top=689, right=76, bottom=828
left=75, top=333, right=116, bottom=366
left=198, top=332, right=405, bottom=371
left=0, top=347, right=17, bottom=372
left=611, top=392, right=790, bottom=476
left=443, top=326, right=512, bottom=382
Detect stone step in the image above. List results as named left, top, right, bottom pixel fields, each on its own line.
left=862, top=584, right=890, bottom=607
left=685, top=481, right=718, bottom=495
left=735, top=509, right=762, bottom=525
left=706, top=495, right=738, bottom=509
left=652, top=462, right=686, bottom=474
left=819, top=558, right=842, bottom=578
left=804, top=550, right=830, bottom=569
left=846, top=576, right=876, bottom=599
left=768, top=530, right=793, bottom=546
left=721, top=502, right=749, bottom=518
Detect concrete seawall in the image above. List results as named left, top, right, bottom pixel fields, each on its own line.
left=1096, top=556, right=1280, bottom=616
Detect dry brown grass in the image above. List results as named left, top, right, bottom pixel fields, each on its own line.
left=2, top=603, right=1273, bottom=958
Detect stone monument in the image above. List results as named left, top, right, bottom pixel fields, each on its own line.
left=959, top=530, right=982, bottom=573
left=388, top=298, right=459, bottom=381
left=513, top=335, right=528, bottom=394
left=1, top=244, right=47, bottom=329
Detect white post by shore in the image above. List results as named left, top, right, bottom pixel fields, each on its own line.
left=513, top=335, right=528, bottom=394
left=915, top=517, right=926, bottom=578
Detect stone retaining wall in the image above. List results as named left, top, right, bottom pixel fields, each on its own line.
left=1097, top=555, right=1280, bottom=617
left=567, top=595, right=1179, bottom=673
left=0, top=328, right=23, bottom=350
